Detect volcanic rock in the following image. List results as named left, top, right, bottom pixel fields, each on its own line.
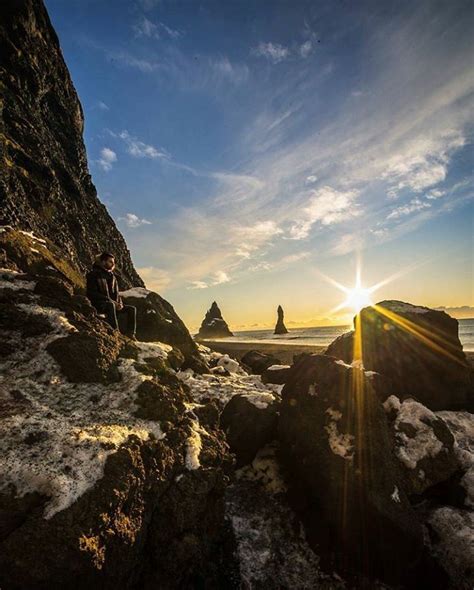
left=278, top=354, right=424, bottom=584
left=196, top=302, right=234, bottom=339
left=261, top=364, right=292, bottom=385
left=325, top=300, right=473, bottom=411
left=121, top=288, right=207, bottom=373
left=274, top=305, right=289, bottom=335
left=241, top=350, right=283, bottom=375
left=220, top=394, right=279, bottom=467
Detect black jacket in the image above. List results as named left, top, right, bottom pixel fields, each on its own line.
left=86, top=263, right=121, bottom=307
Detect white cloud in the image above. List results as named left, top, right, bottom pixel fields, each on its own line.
left=119, top=213, right=152, bottom=228
left=188, top=281, right=209, bottom=290
left=212, top=270, right=230, bottom=285
left=97, top=101, right=109, bottom=111
left=426, top=189, right=445, bottom=200
left=252, top=42, right=290, bottom=63
left=306, top=175, right=318, bottom=184
left=97, top=147, right=117, bottom=172
left=386, top=198, right=431, bottom=220
left=289, top=187, right=361, bottom=239
left=117, top=130, right=169, bottom=159
left=137, top=266, right=170, bottom=292
left=300, top=40, right=313, bottom=58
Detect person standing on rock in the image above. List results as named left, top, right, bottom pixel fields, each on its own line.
left=86, top=252, right=137, bottom=339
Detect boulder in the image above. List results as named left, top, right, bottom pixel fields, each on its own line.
left=325, top=301, right=473, bottom=411
left=278, top=354, right=424, bottom=584
left=241, top=350, right=282, bottom=375
left=383, top=396, right=459, bottom=496
left=261, top=364, right=292, bottom=385
left=120, top=288, right=208, bottom=373
left=220, top=394, right=279, bottom=467
left=274, top=305, right=289, bottom=335
left=196, top=302, right=233, bottom=339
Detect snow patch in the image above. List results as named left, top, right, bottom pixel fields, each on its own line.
left=382, top=301, right=429, bottom=314
left=19, top=230, right=47, bottom=245
left=267, top=364, right=291, bottom=371
left=120, top=287, right=152, bottom=299
left=325, top=407, right=354, bottom=460
left=391, top=486, right=401, bottom=503
left=393, top=399, right=443, bottom=469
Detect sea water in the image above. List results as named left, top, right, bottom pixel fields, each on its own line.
left=222, top=318, right=474, bottom=351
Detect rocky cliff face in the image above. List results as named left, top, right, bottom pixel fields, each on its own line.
left=0, top=0, right=142, bottom=288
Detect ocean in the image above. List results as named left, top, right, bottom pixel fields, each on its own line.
left=221, top=318, right=474, bottom=352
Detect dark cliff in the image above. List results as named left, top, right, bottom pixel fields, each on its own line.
left=0, top=0, right=143, bottom=288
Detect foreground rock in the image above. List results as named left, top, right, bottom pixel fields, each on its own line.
left=220, top=395, right=279, bottom=467
left=121, top=288, right=207, bottom=373
left=279, top=354, right=424, bottom=585
left=241, top=350, right=283, bottom=375
left=274, top=305, right=289, bottom=335
left=196, top=301, right=234, bottom=339
left=326, top=301, right=473, bottom=411
left=0, top=238, right=233, bottom=588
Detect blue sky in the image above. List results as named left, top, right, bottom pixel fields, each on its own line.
left=45, top=0, right=473, bottom=330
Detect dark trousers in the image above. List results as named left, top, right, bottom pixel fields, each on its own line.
left=96, top=301, right=136, bottom=337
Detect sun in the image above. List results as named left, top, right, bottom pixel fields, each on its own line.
left=344, top=284, right=372, bottom=313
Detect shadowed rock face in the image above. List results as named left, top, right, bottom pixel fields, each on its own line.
left=325, top=300, right=473, bottom=411
left=197, top=302, right=234, bottom=339
left=0, top=0, right=142, bottom=288
left=274, top=305, right=288, bottom=335
left=278, top=354, right=425, bottom=585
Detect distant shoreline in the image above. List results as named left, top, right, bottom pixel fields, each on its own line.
left=197, top=340, right=326, bottom=364
left=198, top=339, right=474, bottom=366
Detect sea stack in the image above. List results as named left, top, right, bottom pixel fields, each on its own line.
left=197, top=301, right=234, bottom=339
left=274, top=305, right=289, bottom=335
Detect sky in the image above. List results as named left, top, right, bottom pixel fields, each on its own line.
left=45, top=0, right=473, bottom=331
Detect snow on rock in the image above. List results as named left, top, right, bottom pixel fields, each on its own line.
left=225, top=443, right=346, bottom=589
left=0, top=303, right=168, bottom=519
left=236, top=443, right=287, bottom=495
left=216, top=354, right=243, bottom=374
left=325, top=408, right=355, bottom=460
left=120, top=287, right=153, bottom=299
left=391, top=486, right=401, bottom=503
left=382, top=301, right=430, bottom=314
left=383, top=395, right=401, bottom=414
left=428, top=506, right=474, bottom=589
left=436, top=411, right=474, bottom=508
left=184, top=419, right=203, bottom=470
left=177, top=350, right=278, bottom=409
left=393, top=399, right=443, bottom=469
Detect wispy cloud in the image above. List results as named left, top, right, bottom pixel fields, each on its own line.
left=119, top=213, right=152, bottom=228
left=133, top=16, right=183, bottom=40
left=299, top=40, right=313, bottom=58
left=188, top=270, right=231, bottom=289
left=97, top=147, right=117, bottom=171
left=386, top=198, right=431, bottom=220
left=252, top=42, right=289, bottom=63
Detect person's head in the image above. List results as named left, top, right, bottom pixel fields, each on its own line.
left=97, top=252, right=115, bottom=271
